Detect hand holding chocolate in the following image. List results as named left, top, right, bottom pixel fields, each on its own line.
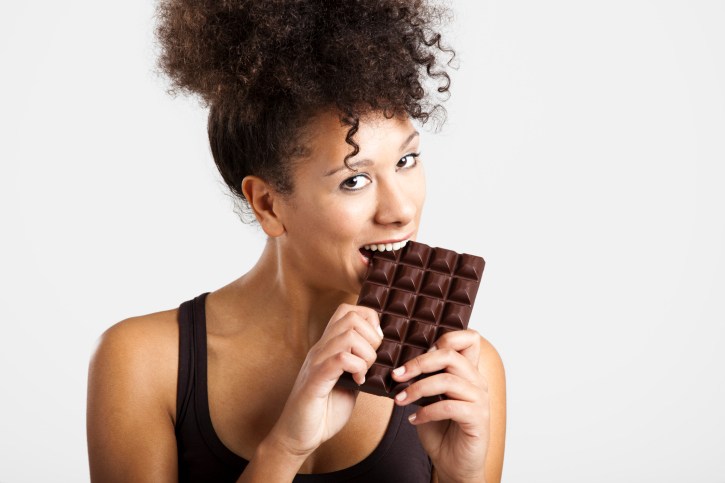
left=336, top=240, right=485, bottom=406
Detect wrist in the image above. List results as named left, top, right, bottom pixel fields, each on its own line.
left=235, top=436, right=310, bottom=483
left=258, top=432, right=313, bottom=464
left=436, top=471, right=486, bottom=483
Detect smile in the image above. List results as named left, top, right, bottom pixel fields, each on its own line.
left=362, top=239, right=409, bottom=252
left=358, top=236, right=412, bottom=266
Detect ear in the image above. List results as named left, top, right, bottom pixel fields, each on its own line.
left=241, top=176, right=286, bottom=237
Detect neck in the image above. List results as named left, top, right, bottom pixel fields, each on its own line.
left=231, top=238, right=358, bottom=357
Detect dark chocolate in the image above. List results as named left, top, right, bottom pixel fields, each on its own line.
left=335, top=240, right=485, bottom=406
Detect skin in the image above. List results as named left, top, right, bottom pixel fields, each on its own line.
left=86, top=109, right=506, bottom=483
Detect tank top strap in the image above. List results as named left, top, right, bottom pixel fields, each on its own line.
left=175, top=292, right=211, bottom=432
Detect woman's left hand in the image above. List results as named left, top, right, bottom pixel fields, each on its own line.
left=391, top=329, right=489, bottom=483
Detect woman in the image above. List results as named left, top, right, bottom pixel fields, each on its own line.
left=87, top=1, right=506, bottom=482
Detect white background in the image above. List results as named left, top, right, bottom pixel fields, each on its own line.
left=1, top=1, right=724, bottom=482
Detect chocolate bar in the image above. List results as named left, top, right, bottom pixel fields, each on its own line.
left=335, top=240, right=485, bottom=406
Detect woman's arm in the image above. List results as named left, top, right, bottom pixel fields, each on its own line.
left=428, top=335, right=507, bottom=483
left=87, top=315, right=180, bottom=483
left=480, top=336, right=506, bottom=483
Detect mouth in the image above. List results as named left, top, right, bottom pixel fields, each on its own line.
left=358, top=236, right=412, bottom=263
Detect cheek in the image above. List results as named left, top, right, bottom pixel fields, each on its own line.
left=326, top=199, right=370, bottom=235
left=412, top=167, right=427, bottom=209
left=292, top=194, right=366, bottom=240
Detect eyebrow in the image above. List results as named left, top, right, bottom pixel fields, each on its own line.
left=323, top=130, right=420, bottom=177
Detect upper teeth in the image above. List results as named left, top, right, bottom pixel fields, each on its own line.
left=363, top=239, right=409, bottom=252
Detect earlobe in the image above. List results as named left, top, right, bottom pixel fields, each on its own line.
left=241, top=176, right=286, bottom=237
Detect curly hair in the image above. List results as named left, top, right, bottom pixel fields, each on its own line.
left=154, top=0, right=455, bottom=222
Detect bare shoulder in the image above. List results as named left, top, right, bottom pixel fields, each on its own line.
left=478, top=334, right=506, bottom=483
left=90, top=308, right=181, bottom=412
left=87, top=308, right=181, bottom=483
left=94, top=308, right=180, bottom=367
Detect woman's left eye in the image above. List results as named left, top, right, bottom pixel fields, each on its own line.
left=396, top=153, right=420, bottom=169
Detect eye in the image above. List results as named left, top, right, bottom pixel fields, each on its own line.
left=340, top=174, right=372, bottom=191
left=396, top=152, right=420, bottom=170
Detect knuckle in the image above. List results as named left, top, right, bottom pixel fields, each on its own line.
left=346, top=307, right=363, bottom=318
left=352, top=313, right=370, bottom=328
left=349, top=310, right=364, bottom=321
left=334, top=304, right=353, bottom=318
left=443, top=373, right=456, bottom=385
left=442, top=401, right=455, bottom=415
left=339, top=303, right=354, bottom=312
left=440, top=348, right=456, bottom=360
left=339, top=312, right=358, bottom=326
left=360, top=305, right=378, bottom=318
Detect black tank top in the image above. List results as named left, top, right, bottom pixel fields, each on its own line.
left=175, top=292, right=433, bottom=482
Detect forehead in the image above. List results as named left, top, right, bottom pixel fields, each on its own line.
left=297, top=109, right=415, bottom=166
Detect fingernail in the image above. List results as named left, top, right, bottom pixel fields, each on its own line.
left=408, top=413, right=417, bottom=423
left=377, top=325, right=384, bottom=338
left=392, top=366, right=405, bottom=376
left=395, top=390, right=407, bottom=401
left=358, top=375, right=365, bottom=385
left=427, top=344, right=437, bottom=353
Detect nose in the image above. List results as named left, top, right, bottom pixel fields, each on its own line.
left=374, top=177, right=417, bottom=227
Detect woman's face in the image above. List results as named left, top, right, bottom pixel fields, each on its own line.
left=275, top=109, right=426, bottom=295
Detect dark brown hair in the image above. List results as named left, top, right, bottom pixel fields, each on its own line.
left=155, top=0, right=455, bottom=222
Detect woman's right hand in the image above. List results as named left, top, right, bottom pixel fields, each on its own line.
left=265, top=303, right=384, bottom=459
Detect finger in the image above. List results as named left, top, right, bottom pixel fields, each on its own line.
left=326, top=304, right=381, bottom=337
left=350, top=305, right=380, bottom=330
left=408, top=399, right=489, bottom=432
left=319, top=351, right=369, bottom=386
left=316, top=328, right=378, bottom=383
left=434, top=329, right=482, bottom=368
left=333, top=328, right=379, bottom=369
left=351, top=306, right=383, bottom=345
left=334, top=311, right=383, bottom=349
left=324, top=303, right=358, bottom=331
left=393, top=372, right=480, bottom=405
left=391, top=347, right=483, bottom=387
